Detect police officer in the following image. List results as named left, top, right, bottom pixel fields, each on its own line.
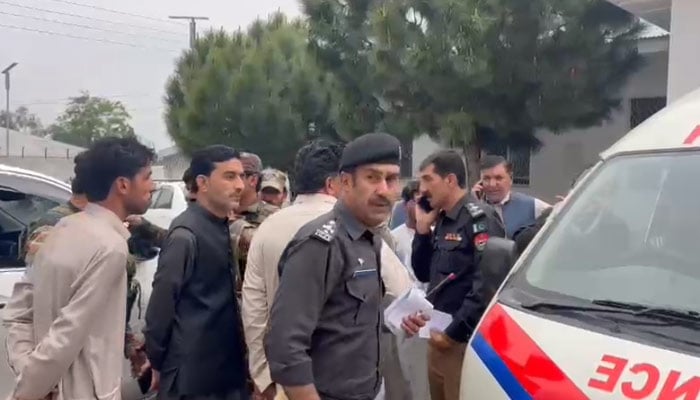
left=265, top=133, right=402, bottom=400
left=403, top=149, right=505, bottom=400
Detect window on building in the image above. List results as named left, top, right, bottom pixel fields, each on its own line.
left=488, top=143, right=531, bottom=186
left=630, top=97, right=666, bottom=129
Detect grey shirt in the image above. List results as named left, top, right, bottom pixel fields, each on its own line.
left=265, top=201, right=384, bottom=400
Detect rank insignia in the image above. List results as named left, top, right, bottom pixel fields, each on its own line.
left=313, top=220, right=337, bottom=242
left=474, top=233, right=489, bottom=251
left=444, top=233, right=463, bottom=242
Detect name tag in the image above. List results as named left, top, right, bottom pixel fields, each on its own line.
left=353, top=268, right=378, bottom=278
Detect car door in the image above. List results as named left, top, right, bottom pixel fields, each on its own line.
left=0, top=171, right=70, bottom=399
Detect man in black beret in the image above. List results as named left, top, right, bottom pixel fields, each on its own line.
left=266, top=133, right=402, bottom=400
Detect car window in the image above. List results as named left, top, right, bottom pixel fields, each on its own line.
left=0, top=195, right=60, bottom=226
left=151, top=185, right=174, bottom=209
left=520, top=151, right=700, bottom=311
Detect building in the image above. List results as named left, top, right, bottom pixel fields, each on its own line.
left=0, top=129, right=85, bottom=181
left=411, top=18, right=671, bottom=201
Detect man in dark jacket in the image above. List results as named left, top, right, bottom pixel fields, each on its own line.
left=144, top=145, right=248, bottom=400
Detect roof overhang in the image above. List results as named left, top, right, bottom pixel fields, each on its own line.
left=608, top=0, right=671, bottom=30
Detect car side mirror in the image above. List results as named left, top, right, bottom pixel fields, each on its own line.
left=480, top=237, right=518, bottom=301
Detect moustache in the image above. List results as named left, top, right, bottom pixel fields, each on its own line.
left=368, top=197, right=392, bottom=208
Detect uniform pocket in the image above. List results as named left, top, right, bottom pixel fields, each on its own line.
left=345, top=277, right=378, bottom=326
left=436, top=239, right=468, bottom=274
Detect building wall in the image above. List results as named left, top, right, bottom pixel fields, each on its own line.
left=0, top=157, right=77, bottom=181
left=410, top=51, right=669, bottom=203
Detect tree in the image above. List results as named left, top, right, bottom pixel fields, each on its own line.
left=51, top=91, right=135, bottom=147
left=165, top=13, right=340, bottom=172
left=0, top=106, right=44, bottom=136
left=307, top=0, right=643, bottom=184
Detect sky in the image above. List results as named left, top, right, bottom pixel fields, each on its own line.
left=1, top=0, right=302, bottom=151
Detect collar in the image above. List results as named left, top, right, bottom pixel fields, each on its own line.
left=443, top=194, right=469, bottom=220
left=191, top=202, right=229, bottom=225
left=84, top=203, right=131, bottom=240
left=488, top=191, right=512, bottom=206
left=335, top=201, right=371, bottom=241
left=293, top=193, right=337, bottom=206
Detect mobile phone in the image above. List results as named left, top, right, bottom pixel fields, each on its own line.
left=417, top=196, right=433, bottom=212
left=474, top=180, right=484, bottom=200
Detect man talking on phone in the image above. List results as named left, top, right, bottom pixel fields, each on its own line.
left=403, top=150, right=505, bottom=400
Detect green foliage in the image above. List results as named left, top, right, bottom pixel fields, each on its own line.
left=306, top=0, right=643, bottom=182
left=165, top=13, right=340, bottom=171
left=0, top=106, right=44, bottom=136
left=51, top=91, right=135, bottom=147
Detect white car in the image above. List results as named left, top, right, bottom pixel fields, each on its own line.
left=0, top=165, right=160, bottom=399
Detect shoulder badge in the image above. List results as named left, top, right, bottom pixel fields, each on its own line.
left=465, top=202, right=486, bottom=220
left=312, top=220, right=337, bottom=243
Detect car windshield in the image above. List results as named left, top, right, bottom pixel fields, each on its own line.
left=522, top=150, right=700, bottom=313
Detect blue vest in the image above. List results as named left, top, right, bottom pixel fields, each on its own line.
left=501, top=192, right=536, bottom=239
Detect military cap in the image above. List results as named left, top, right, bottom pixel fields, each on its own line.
left=261, top=168, right=287, bottom=192
left=241, top=152, right=263, bottom=174
left=339, top=133, right=401, bottom=172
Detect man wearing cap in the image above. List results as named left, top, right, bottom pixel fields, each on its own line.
left=236, top=152, right=281, bottom=225
left=259, top=168, right=288, bottom=208
left=266, top=133, right=403, bottom=400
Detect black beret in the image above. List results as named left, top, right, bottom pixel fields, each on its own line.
left=339, top=133, right=401, bottom=171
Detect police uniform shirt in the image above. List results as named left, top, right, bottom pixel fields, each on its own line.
left=411, top=194, right=505, bottom=342
left=265, top=201, right=384, bottom=400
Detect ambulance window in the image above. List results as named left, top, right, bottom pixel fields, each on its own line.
left=522, top=151, right=700, bottom=312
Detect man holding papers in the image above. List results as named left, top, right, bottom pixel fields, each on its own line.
left=405, top=150, right=506, bottom=400
left=265, top=133, right=403, bottom=400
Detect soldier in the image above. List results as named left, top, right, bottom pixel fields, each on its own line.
left=259, top=168, right=288, bottom=208
left=230, top=153, right=280, bottom=292
left=265, top=133, right=403, bottom=400
left=236, top=152, right=280, bottom=225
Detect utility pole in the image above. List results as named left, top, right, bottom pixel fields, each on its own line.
left=2, top=62, right=18, bottom=157
left=169, top=16, right=209, bottom=49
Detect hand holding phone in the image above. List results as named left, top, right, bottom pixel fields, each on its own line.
left=415, top=196, right=438, bottom=234
left=472, top=181, right=484, bottom=200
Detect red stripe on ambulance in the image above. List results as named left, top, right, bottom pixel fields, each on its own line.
left=588, top=354, right=700, bottom=399
left=683, top=126, right=700, bottom=145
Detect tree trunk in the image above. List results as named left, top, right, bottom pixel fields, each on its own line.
left=463, top=142, right=481, bottom=187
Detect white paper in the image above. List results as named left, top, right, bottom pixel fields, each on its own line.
left=418, top=310, right=453, bottom=339
left=383, top=287, right=434, bottom=338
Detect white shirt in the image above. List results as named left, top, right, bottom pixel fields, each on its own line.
left=391, top=223, right=428, bottom=291
left=493, top=191, right=551, bottom=220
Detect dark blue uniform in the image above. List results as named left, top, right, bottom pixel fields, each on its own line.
left=411, top=194, right=505, bottom=342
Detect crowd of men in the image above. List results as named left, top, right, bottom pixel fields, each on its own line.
left=2, top=132, right=552, bottom=400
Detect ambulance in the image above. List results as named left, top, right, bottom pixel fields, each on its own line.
left=460, top=86, right=700, bottom=400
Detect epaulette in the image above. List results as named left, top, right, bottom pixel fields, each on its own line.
left=465, top=202, right=486, bottom=220
left=312, top=220, right=337, bottom=243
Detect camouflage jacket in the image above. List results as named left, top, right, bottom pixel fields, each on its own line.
left=230, top=201, right=280, bottom=292
left=23, top=201, right=82, bottom=263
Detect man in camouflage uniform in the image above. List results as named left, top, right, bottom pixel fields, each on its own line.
left=230, top=153, right=281, bottom=292
left=259, top=168, right=288, bottom=208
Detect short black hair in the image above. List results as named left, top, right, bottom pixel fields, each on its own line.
left=190, top=145, right=240, bottom=178
left=293, top=139, right=344, bottom=194
left=77, top=136, right=155, bottom=202
left=419, top=150, right=467, bottom=188
left=182, top=167, right=197, bottom=193
left=401, top=180, right=419, bottom=203
left=70, top=151, right=87, bottom=195
left=480, top=154, right=512, bottom=174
